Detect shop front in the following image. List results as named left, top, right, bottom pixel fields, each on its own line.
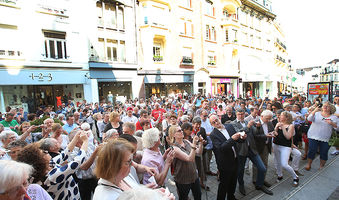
left=89, top=62, right=138, bottom=104
left=211, top=77, right=239, bottom=97
left=0, top=69, right=88, bottom=113
left=142, top=72, right=194, bottom=98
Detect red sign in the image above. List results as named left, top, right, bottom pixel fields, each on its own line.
left=308, top=83, right=329, bottom=95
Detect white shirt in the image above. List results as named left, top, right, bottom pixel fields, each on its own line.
left=260, top=118, right=270, bottom=144
left=121, top=115, right=138, bottom=124
left=218, top=128, right=236, bottom=158
left=201, top=119, right=213, bottom=134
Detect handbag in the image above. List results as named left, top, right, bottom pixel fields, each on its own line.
left=329, top=131, right=339, bottom=147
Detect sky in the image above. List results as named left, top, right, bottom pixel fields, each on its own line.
left=271, top=0, right=339, bottom=68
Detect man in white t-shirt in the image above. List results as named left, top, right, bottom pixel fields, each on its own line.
left=122, top=107, right=138, bottom=124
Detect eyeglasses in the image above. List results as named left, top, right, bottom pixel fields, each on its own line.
left=42, top=150, right=49, bottom=155
left=176, top=129, right=183, bottom=133
left=211, top=118, right=219, bottom=124
left=203, top=115, right=208, bottom=117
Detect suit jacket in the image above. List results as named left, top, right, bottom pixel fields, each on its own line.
left=253, top=121, right=274, bottom=154
left=230, top=120, right=259, bottom=156
left=221, top=113, right=236, bottom=124
left=210, top=124, right=240, bottom=171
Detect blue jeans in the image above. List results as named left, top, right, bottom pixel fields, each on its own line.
left=238, top=149, right=266, bottom=187
left=308, top=138, right=330, bottom=160
left=175, top=178, right=201, bottom=200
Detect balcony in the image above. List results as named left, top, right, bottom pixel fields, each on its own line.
left=153, top=55, right=163, bottom=62
left=208, top=60, right=216, bottom=66
left=276, top=38, right=287, bottom=50
left=182, top=56, right=193, bottom=64
left=221, top=16, right=239, bottom=28
left=276, top=55, right=285, bottom=63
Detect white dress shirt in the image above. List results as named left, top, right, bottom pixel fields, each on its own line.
left=218, top=128, right=236, bottom=158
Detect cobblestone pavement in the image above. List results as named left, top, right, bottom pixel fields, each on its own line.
left=164, top=147, right=339, bottom=200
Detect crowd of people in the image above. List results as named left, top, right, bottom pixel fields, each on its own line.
left=0, top=93, right=338, bottom=200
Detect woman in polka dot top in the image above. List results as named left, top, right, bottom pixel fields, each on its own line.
left=17, top=131, right=89, bottom=200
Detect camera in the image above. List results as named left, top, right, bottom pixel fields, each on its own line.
left=316, top=101, right=322, bottom=108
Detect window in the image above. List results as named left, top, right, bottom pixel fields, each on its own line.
left=96, top=38, right=125, bottom=62
left=180, top=19, right=194, bottom=37
left=107, top=39, right=118, bottom=61
left=182, top=0, right=192, bottom=8
left=207, top=51, right=216, bottom=65
left=104, top=3, right=116, bottom=28
left=153, top=42, right=163, bottom=62
left=152, top=6, right=166, bottom=27
left=205, top=0, right=214, bottom=16
left=117, top=7, right=124, bottom=29
left=232, top=29, right=238, bottom=42
left=206, top=25, right=210, bottom=40
left=225, top=29, right=229, bottom=42
left=182, top=47, right=193, bottom=64
left=211, top=26, right=216, bottom=41
left=43, top=31, right=68, bottom=60
left=97, top=1, right=124, bottom=30
left=119, top=41, right=126, bottom=62
left=335, top=74, right=338, bottom=81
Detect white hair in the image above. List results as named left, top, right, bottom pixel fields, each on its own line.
left=58, top=113, right=65, bottom=119
left=104, top=129, right=118, bottom=140
left=117, top=186, right=167, bottom=200
left=0, top=130, right=16, bottom=141
left=261, top=110, right=273, bottom=117
left=180, top=115, right=189, bottom=122
left=142, top=128, right=160, bottom=149
left=81, top=123, right=91, bottom=131
left=0, top=160, right=33, bottom=193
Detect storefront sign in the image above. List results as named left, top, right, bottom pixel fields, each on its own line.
left=29, top=73, right=53, bottom=82
left=220, top=78, right=231, bottom=83
left=308, top=83, right=329, bottom=95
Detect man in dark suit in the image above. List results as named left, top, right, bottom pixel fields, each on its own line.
left=230, top=109, right=273, bottom=196
left=221, top=106, right=236, bottom=124
left=252, top=110, right=274, bottom=187
left=209, top=114, right=244, bottom=200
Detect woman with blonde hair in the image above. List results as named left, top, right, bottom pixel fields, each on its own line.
left=103, top=111, right=123, bottom=135
left=305, top=101, right=338, bottom=170
left=93, top=138, right=163, bottom=200
left=168, top=125, right=203, bottom=200
left=273, top=111, right=299, bottom=186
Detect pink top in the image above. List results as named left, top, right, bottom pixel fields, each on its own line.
left=141, top=148, right=165, bottom=185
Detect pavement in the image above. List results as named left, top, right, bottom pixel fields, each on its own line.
left=164, top=147, right=339, bottom=200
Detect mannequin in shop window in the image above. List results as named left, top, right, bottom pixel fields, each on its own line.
left=107, top=91, right=113, bottom=105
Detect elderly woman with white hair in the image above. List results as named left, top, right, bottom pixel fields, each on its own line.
left=0, top=160, right=52, bottom=200
left=103, top=129, right=120, bottom=142
left=0, top=130, right=17, bottom=160
left=141, top=128, right=175, bottom=186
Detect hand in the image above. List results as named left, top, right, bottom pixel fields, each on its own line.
left=163, top=147, right=171, bottom=158
left=276, top=122, right=283, bottom=129
left=193, top=135, right=199, bottom=144
left=325, top=119, right=335, bottom=126
left=266, top=132, right=275, bottom=138
left=144, top=166, right=157, bottom=177
left=240, top=133, right=247, bottom=139
left=28, top=125, right=37, bottom=132
left=231, top=132, right=241, bottom=140
left=199, top=135, right=204, bottom=143
left=165, top=150, right=175, bottom=164
left=94, top=143, right=104, bottom=153
left=248, top=120, right=255, bottom=127
left=145, top=182, right=158, bottom=189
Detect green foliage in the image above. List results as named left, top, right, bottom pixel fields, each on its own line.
left=29, top=116, right=64, bottom=132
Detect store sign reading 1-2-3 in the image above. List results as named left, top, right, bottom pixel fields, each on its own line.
left=29, top=73, right=53, bottom=82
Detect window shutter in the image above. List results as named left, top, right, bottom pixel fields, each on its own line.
left=214, top=28, right=216, bottom=41
left=191, top=24, right=194, bottom=36
left=213, top=7, right=215, bottom=16
left=184, top=22, right=187, bottom=35
left=209, top=29, right=211, bottom=40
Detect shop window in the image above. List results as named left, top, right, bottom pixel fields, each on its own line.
left=43, top=31, right=68, bottom=60
left=153, top=42, right=163, bottom=62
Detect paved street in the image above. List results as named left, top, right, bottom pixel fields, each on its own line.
left=165, top=147, right=339, bottom=200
